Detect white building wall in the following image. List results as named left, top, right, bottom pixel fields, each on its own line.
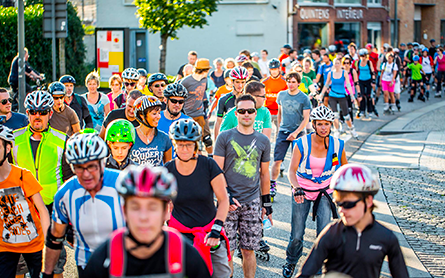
left=96, top=0, right=288, bottom=76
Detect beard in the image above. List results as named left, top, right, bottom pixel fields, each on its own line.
left=168, top=107, right=180, bottom=117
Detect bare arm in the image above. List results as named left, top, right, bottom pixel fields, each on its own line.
left=352, top=69, right=360, bottom=95
left=71, top=123, right=81, bottom=135
left=210, top=174, right=229, bottom=223
left=262, top=128, right=272, bottom=140
left=260, top=161, right=271, bottom=195
left=288, top=146, right=305, bottom=204
left=213, top=155, right=225, bottom=172
left=277, top=104, right=282, bottom=129
left=314, top=73, right=322, bottom=84
left=99, top=125, right=106, bottom=139
left=213, top=117, right=223, bottom=140
left=104, top=103, right=110, bottom=117
left=43, top=221, right=68, bottom=274
left=163, top=147, right=172, bottom=164
left=320, top=73, right=332, bottom=96
left=288, top=109, right=310, bottom=141
left=340, top=148, right=348, bottom=165
left=31, top=193, right=49, bottom=238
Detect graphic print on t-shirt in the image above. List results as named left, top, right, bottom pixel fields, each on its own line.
left=0, top=186, right=38, bottom=244
left=131, top=146, right=163, bottom=166
left=230, top=138, right=259, bottom=179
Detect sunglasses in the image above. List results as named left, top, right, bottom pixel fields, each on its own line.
left=28, top=109, right=50, bottom=116
left=336, top=199, right=362, bottom=209
left=124, top=82, right=136, bottom=87
left=236, top=108, right=256, bottom=115
left=0, top=98, right=13, bottom=105
left=153, top=83, right=166, bottom=88
left=169, top=98, right=185, bottom=104
left=343, top=62, right=351, bottom=65
left=52, top=96, right=65, bottom=100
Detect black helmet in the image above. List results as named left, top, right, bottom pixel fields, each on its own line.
left=137, top=68, right=148, bottom=77
left=269, top=58, right=280, bottom=69
left=164, top=83, right=188, bottom=98
left=48, top=81, right=66, bottom=95
left=148, top=73, right=168, bottom=87
left=59, top=75, right=76, bottom=85
left=169, top=119, right=201, bottom=142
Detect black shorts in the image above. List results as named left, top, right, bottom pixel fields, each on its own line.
left=423, top=73, right=432, bottom=84
left=328, top=96, right=349, bottom=115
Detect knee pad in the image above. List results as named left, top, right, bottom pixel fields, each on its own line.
left=333, top=112, right=340, bottom=119
left=203, top=134, right=213, bottom=147
left=344, top=114, right=351, bottom=121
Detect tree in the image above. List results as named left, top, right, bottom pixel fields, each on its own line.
left=135, top=0, right=218, bottom=73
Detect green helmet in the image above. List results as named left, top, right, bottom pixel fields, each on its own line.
left=105, top=119, right=136, bottom=143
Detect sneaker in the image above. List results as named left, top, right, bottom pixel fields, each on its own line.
left=419, top=95, right=426, bottom=102
left=350, top=128, right=359, bottom=139
left=259, top=239, right=270, bottom=252
left=408, top=97, right=414, bottom=102
left=282, top=263, right=296, bottom=278
left=435, top=93, right=442, bottom=98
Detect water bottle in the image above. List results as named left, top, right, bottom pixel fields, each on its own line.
left=262, top=217, right=272, bottom=230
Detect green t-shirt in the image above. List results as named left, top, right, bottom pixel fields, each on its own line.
left=300, top=76, right=313, bottom=95
left=408, top=63, right=423, bottom=81
left=303, top=70, right=316, bottom=81
left=220, top=106, right=272, bottom=133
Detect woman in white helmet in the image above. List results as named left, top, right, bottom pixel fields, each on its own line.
left=282, top=105, right=348, bottom=278
left=297, top=164, right=408, bottom=278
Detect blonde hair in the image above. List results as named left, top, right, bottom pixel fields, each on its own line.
left=108, top=74, right=122, bottom=88
left=85, top=71, right=100, bottom=87
left=213, top=58, right=224, bottom=68
left=224, top=58, right=236, bottom=69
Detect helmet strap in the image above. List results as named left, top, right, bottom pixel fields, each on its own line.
left=176, top=151, right=197, bottom=163
left=126, top=229, right=162, bottom=251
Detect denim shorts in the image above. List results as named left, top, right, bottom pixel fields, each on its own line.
left=274, top=130, right=304, bottom=162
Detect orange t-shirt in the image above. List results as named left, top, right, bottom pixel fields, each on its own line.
left=262, top=76, right=288, bottom=115
left=214, top=85, right=232, bottom=101
left=279, top=53, right=289, bottom=73
left=0, top=165, right=44, bottom=253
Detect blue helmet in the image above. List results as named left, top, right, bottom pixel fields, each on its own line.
left=413, top=55, right=420, bottom=62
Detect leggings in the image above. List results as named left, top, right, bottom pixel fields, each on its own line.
left=359, top=79, right=373, bottom=114
left=437, top=71, right=445, bottom=92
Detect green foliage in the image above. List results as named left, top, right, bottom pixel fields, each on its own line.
left=0, top=1, right=88, bottom=87
left=83, top=24, right=95, bottom=35
left=135, top=0, right=218, bottom=39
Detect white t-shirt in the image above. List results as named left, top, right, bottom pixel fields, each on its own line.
left=381, top=62, right=399, bottom=82
left=421, top=57, right=433, bottom=74
left=258, top=59, right=269, bottom=76
left=282, top=57, right=295, bottom=74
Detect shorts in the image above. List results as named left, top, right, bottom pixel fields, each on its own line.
left=0, top=251, right=42, bottom=278
left=224, top=198, right=262, bottom=251
left=381, top=80, right=395, bottom=93
left=274, top=130, right=304, bottom=162
left=423, top=73, right=432, bottom=84
left=328, top=96, right=349, bottom=114
left=192, top=116, right=211, bottom=143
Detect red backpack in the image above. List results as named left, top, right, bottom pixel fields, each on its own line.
left=108, top=227, right=184, bottom=278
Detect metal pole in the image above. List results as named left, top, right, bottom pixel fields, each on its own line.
left=18, top=0, right=26, bottom=113
left=394, top=0, right=398, bottom=47
left=51, top=0, right=57, bottom=81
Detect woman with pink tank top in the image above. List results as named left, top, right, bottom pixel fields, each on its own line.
left=107, top=74, right=123, bottom=110
left=282, top=105, right=348, bottom=277
left=434, top=47, right=445, bottom=97
left=343, top=56, right=361, bottom=123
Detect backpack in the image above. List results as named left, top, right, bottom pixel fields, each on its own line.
left=108, top=227, right=184, bottom=278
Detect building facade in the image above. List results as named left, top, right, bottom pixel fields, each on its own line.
left=290, top=0, right=390, bottom=51
left=389, top=0, right=445, bottom=47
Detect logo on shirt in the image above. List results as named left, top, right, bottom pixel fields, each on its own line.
left=0, top=186, right=38, bottom=244
left=369, top=244, right=382, bottom=251
left=230, top=139, right=259, bottom=179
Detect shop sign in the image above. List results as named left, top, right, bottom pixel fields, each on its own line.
left=337, top=8, right=364, bottom=20
left=299, top=8, right=330, bottom=20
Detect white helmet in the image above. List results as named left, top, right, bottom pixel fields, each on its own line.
left=25, top=90, right=54, bottom=111
left=65, top=129, right=108, bottom=165
left=122, top=68, right=140, bottom=81
left=330, top=164, right=380, bottom=194
left=328, top=45, right=336, bottom=52
left=358, top=48, right=368, bottom=56
left=310, top=105, right=335, bottom=122
left=0, top=125, right=14, bottom=144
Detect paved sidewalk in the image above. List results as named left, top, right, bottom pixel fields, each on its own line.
left=351, top=101, right=445, bottom=278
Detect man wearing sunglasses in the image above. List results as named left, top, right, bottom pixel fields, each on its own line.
left=42, top=131, right=125, bottom=278
left=99, top=90, right=142, bottom=139
left=48, top=82, right=80, bottom=136
left=0, top=88, right=28, bottom=131
left=114, top=68, right=140, bottom=109
left=297, top=164, right=408, bottom=278
left=12, top=90, right=74, bottom=278
left=157, top=83, right=190, bottom=135
left=214, top=94, right=272, bottom=278
left=147, top=73, right=169, bottom=111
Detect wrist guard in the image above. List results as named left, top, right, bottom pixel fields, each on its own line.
left=209, top=219, right=224, bottom=239
left=261, top=194, right=273, bottom=216
left=293, top=187, right=306, bottom=197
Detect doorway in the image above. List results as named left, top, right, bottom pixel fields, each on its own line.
left=367, top=22, right=382, bottom=50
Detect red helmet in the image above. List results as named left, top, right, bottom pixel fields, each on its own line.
left=230, top=66, right=248, bottom=80
left=330, top=164, right=380, bottom=194
left=116, top=165, right=177, bottom=202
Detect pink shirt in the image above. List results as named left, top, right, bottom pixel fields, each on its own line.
left=107, top=92, right=115, bottom=110
left=345, top=69, right=356, bottom=96
left=297, top=155, right=333, bottom=201
left=437, top=55, right=445, bottom=72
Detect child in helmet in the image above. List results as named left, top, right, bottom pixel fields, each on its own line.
left=407, top=55, right=426, bottom=102
left=105, top=119, right=138, bottom=170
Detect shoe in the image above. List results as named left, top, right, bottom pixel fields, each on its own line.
left=259, top=239, right=270, bottom=252
left=270, top=181, right=277, bottom=198
left=283, top=263, right=296, bottom=278
left=350, top=128, right=359, bottom=139
left=435, top=93, right=442, bottom=98
left=356, top=113, right=361, bottom=119
left=419, top=95, right=426, bottom=102
left=408, top=97, right=414, bottom=102
left=426, top=90, right=430, bottom=100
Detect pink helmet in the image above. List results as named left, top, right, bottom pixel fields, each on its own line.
left=235, top=54, right=248, bottom=64
left=116, top=165, right=177, bottom=201
left=330, top=164, right=380, bottom=194
left=230, top=66, right=249, bottom=80
left=366, top=43, right=373, bottom=49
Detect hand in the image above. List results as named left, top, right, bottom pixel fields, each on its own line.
left=261, top=208, right=274, bottom=226
left=286, top=132, right=297, bottom=141
left=204, top=233, right=220, bottom=247
left=293, top=187, right=305, bottom=204
left=229, top=198, right=241, bottom=211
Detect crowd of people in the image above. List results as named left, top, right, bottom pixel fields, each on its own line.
left=2, top=37, right=442, bottom=278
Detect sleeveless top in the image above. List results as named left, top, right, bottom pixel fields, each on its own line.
left=345, top=69, right=356, bottom=96
left=437, top=55, right=445, bottom=72
left=358, top=61, right=372, bottom=81
left=329, top=70, right=347, bottom=98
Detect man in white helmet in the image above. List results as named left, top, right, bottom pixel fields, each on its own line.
left=41, top=130, right=125, bottom=278
left=296, top=164, right=408, bottom=278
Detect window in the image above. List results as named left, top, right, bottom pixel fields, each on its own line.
left=367, top=0, right=382, bottom=5
left=367, top=22, right=381, bottom=51
left=298, top=0, right=328, bottom=4
left=335, top=23, right=360, bottom=48
left=335, top=0, right=361, bottom=5
left=298, top=23, right=329, bottom=50
left=122, top=0, right=134, bottom=5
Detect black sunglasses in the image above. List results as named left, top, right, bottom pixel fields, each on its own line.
left=124, top=82, right=136, bottom=87
left=237, top=108, right=256, bottom=115
left=336, top=199, right=362, bottom=209
left=52, top=96, right=65, bottom=100
left=169, top=98, right=185, bottom=104
left=28, top=109, right=50, bottom=116
left=0, top=98, right=13, bottom=105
